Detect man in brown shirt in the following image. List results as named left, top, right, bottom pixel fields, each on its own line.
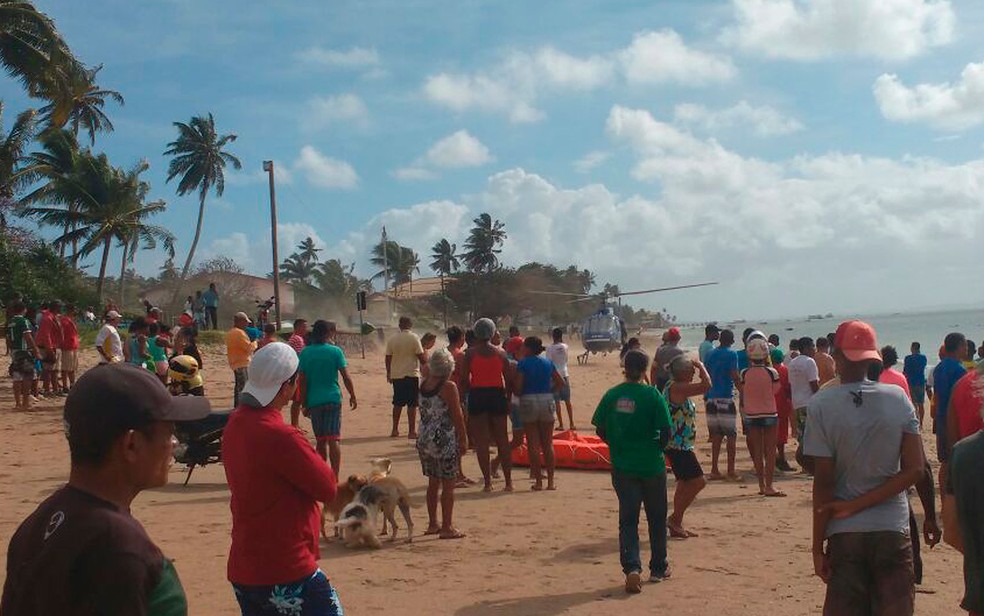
left=815, top=337, right=836, bottom=386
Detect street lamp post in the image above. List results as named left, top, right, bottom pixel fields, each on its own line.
left=263, top=160, right=282, bottom=331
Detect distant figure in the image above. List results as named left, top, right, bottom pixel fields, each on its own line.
left=226, top=312, right=256, bottom=406
left=785, top=337, right=800, bottom=366
left=704, top=329, right=740, bottom=481
left=192, top=290, right=206, bottom=329
left=7, top=300, right=39, bottom=410
left=903, top=342, right=929, bottom=426
left=773, top=347, right=796, bottom=472
left=59, top=304, right=80, bottom=392
left=966, top=340, right=979, bottom=371
left=933, top=332, right=967, bottom=467
left=699, top=324, right=720, bottom=364
left=95, top=310, right=124, bottom=364
left=420, top=332, right=437, bottom=379
left=35, top=299, right=63, bottom=397
left=806, top=321, right=924, bottom=616
left=878, top=346, right=911, bottom=400
left=592, top=350, right=672, bottom=593
left=202, top=283, right=219, bottom=330
left=547, top=327, right=575, bottom=431
left=814, top=337, right=836, bottom=386
left=740, top=339, right=783, bottom=497
left=386, top=316, right=425, bottom=438
left=652, top=327, right=684, bottom=391
left=257, top=323, right=278, bottom=349
left=503, top=325, right=523, bottom=361
left=788, top=337, right=820, bottom=472
left=287, top=318, right=309, bottom=428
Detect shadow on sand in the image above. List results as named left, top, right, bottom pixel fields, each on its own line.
left=454, top=586, right=632, bottom=616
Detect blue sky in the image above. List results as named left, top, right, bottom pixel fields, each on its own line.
left=9, top=0, right=984, bottom=320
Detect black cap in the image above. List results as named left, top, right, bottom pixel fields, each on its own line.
left=705, top=323, right=720, bottom=333
left=65, top=364, right=211, bottom=462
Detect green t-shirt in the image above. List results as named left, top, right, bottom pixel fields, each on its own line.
left=8, top=314, right=32, bottom=351
left=591, top=381, right=672, bottom=477
left=298, top=343, right=347, bottom=407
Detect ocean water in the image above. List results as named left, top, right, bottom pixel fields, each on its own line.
left=676, top=308, right=984, bottom=369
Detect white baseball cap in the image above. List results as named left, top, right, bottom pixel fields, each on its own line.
left=234, top=311, right=253, bottom=323
left=241, top=342, right=299, bottom=406
left=105, top=310, right=121, bottom=320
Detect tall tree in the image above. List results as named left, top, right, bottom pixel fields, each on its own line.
left=116, top=207, right=174, bottom=307
left=430, top=238, right=459, bottom=326
left=462, top=213, right=506, bottom=274
left=0, top=101, right=36, bottom=231
left=295, top=236, right=321, bottom=264
left=313, top=258, right=363, bottom=298
left=279, top=252, right=318, bottom=286
left=164, top=113, right=241, bottom=286
left=18, top=127, right=82, bottom=259
left=23, top=153, right=168, bottom=301
left=40, top=64, right=123, bottom=144
left=370, top=239, right=415, bottom=287
left=0, top=0, right=77, bottom=102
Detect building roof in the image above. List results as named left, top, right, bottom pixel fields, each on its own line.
left=369, top=276, right=443, bottom=301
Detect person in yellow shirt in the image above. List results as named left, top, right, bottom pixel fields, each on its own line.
left=227, top=311, right=256, bottom=406
left=385, top=316, right=425, bottom=438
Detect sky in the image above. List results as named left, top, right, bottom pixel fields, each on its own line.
left=8, top=0, right=984, bottom=321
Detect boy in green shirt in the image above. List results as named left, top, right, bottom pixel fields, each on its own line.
left=592, top=350, right=672, bottom=594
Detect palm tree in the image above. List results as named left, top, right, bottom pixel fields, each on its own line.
left=164, top=113, right=241, bottom=285
left=313, top=259, right=361, bottom=298
left=116, top=204, right=175, bottom=307
left=370, top=239, right=414, bottom=287
left=0, top=0, right=76, bottom=101
left=18, top=127, right=82, bottom=259
left=40, top=64, right=123, bottom=144
left=295, top=236, right=321, bottom=264
left=0, top=101, right=37, bottom=231
left=279, top=252, right=318, bottom=286
left=430, top=238, right=459, bottom=327
left=23, top=153, right=168, bottom=301
left=462, top=213, right=506, bottom=274
left=401, top=246, right=420, bottom=296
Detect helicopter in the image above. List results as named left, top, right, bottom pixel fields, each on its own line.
left=531, top=282, right=718, bottom=363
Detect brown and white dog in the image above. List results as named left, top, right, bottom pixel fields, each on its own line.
left=321, top=474, right=368, bottom=539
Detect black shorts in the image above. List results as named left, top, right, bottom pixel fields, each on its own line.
left=467, top=387, right=508, bottom=416
left=666, top=449, right=703, bottom=481
left=392, top=377, right=420, bottom=407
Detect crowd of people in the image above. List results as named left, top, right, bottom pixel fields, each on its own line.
left=6, top=298, right=984, bottom=615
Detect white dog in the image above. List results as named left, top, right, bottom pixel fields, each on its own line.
left=335, top=485, right=386, bottom=549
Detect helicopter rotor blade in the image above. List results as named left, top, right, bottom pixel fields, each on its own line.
left=566, top=296, right=604, bottom=304
left=528, top=291, right=592, bottom=298
left=614, top=282, right=718, bottom=297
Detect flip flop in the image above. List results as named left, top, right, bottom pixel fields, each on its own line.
left=439, top=529, right=466, bottom=540
left=764, top=490, right=787, bottom=498
left=531, top=484, right=543, bottom=491
left=423, top=527, right=441, bottom=536
left=668, top=525, right=689, bottom=539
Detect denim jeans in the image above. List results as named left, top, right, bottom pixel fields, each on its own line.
left=611, top=469, right=668, bottom=576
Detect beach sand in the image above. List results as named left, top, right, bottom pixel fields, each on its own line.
left=0, top=342, right=966, bottom=615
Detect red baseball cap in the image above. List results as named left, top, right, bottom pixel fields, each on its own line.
left=834, top=320, right=881, bottom=362
left=666, top=327, right=681, bottom=341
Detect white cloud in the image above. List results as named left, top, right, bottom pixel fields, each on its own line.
left=422, top=29, right=733, bottom=122
left=394, top=130, right=494, bottom=181
left=573, top=151, right=611, bottom=173
left=393, top=167, right=438, bottom=181
left=226, top=161, right=293, bottom=187
left=723, top=0, right=955, bottom=61
left=201, top=232, right=253, bottom=268
left=425, top=130, right=494, bottom=168
left=618, top=30, right=736, bottom=85
left=294, top=145, right=359, bottom=189
left=874, top=61, right=984, bottom=130
left=306, top=94, right=369, bottom=129
left=674, top=101, right=803, bottom=136
left=296, top=46, right=380, bottom=68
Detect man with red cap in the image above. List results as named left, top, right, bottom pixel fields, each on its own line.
left=804, top=320, right=925, bottom=615
left=651, top=327, right=684, bottom=392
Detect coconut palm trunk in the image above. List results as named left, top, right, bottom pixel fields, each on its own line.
left=96, top=235, right=112, bottom=303
left=179, top=194, right=206, bottom=282
left=118, top=242, right=128, bottom=307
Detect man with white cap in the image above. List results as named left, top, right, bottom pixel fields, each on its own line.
left=226, top=311, right=256, bottom=407
left=805, top=320, right=925, bottom=615
left=2, top=363, right=211, bottom=614
left=223, top=342, right=341, bottom=615
left=95, top=310, right=124, bottom=364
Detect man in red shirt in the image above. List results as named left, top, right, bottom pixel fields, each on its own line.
left=287, top=318, right=308, bottom=428
left=35, top=300, right=64, bottom=397
left=59, top=304, right=81, bottom=392
left=222, top=341, right=341, bottom=614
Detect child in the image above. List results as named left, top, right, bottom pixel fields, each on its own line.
left=739, top=338, right=784, bottom=497
left=147, top=322, right=171, bottom=384
left=664, top=356, right=710, bottom=538
left=592, top=350, right=672, bottom=593
left=257, top=323, right=278, bottom=349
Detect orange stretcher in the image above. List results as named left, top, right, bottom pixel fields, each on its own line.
left=511, top=430, right=612, bottom=471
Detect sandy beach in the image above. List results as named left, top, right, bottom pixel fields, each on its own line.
left=0, top=340, right=967, bottom=615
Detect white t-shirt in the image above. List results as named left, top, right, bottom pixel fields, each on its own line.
left=95, top=324, right=123, bottom=363
left=788, top=354, right=820, bottom=408
left=546, top=342, right=569, bottom=378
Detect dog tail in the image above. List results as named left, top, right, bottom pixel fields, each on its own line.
left=397, top=484, right=419, bottom=508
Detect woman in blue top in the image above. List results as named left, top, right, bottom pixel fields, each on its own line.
left=515, top=337, right=565, bottom=491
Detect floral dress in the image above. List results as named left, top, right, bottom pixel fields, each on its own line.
left=416, top=380, right=460, bottom=479
left=663, top=383, right=697, bottom=452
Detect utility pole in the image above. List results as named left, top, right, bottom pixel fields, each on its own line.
left=263, top=161, right=282, bottom=331
left=381, top=226, right=392, bottom=322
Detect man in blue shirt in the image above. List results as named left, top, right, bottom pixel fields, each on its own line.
left=201, top=283, right=219, bottom=330
left=698, top=324, right=719, bottom=363
left=903, top=342, right=929, bottom=426
left=704, top=329, right=740, bottom=480
left=932, top=332, right=967, bottom=464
